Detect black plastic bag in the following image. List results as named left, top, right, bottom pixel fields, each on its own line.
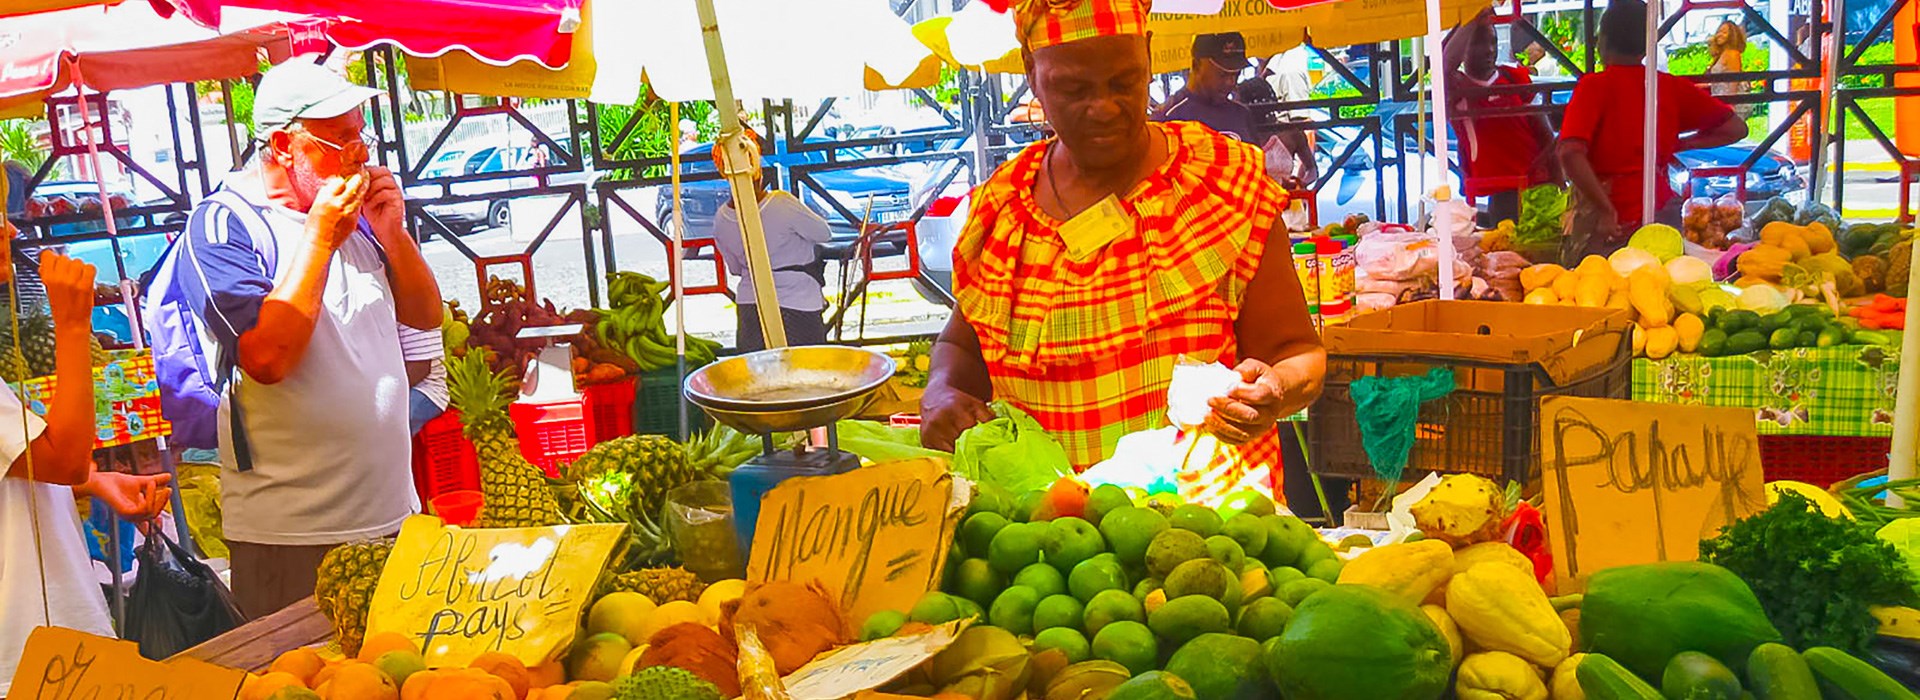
left=123, top=529, right=246, bottom=660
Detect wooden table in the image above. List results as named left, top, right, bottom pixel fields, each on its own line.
left=173, top=597, right=331, bottom=672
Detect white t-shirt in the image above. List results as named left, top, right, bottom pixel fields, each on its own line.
left=194, top=176, right=417, bottom=546
left=0, top=386, right=112, bottom=696
left=710, top=191, right=833, bottom=312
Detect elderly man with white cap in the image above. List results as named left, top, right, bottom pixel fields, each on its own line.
left=183, top=57, right=441, bottom=617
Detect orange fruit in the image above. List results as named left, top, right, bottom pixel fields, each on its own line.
left=468, top=652, right=530, bottom=699
left=311, top=664, right=341, bottom=690
left=316, top=663, right=399, bottom=700
left=527, top=660, right=566, bottom=689
left=242, top=672, right=307, bottom=700
left=269, top=648, right=327, bottom=687
left=423, top=671, right=514, bottom=700
left=400, top=670, right=444, bottom=700
left=358, top=632, right=420, bottom=663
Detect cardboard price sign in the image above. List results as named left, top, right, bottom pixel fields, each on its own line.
left=7, top=626, right=246, bottom=699
left=748, top=458, right=962, bottom=626
left=1539, top=397, right=1768, bottom=588
left=366, top=516, right=626, bottom=668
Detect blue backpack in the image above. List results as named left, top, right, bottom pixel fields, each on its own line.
left=143, top=189, right=277, bottom=469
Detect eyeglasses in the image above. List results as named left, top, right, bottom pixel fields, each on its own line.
left=295, top=128, right=374, bottom=158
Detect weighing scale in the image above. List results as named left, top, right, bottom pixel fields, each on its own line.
left=515, top=323, right=586, bottom=402
left=682, top=346, right=898, bottom=555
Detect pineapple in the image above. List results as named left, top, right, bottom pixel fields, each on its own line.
left=314, top=538, right=394, bottom=657
left=0, top=346, right=27, bottom=383
left=444, top=350, right=565, bottom=528
left=564, top=435, right=700, bottom=522
left=18, top=313, right=54, bottom=378
left=604, top=566, right=706, bottom=604
left=1409, top=474, right=1506, bottom=547
left=89, top=334, right=110, bottom=366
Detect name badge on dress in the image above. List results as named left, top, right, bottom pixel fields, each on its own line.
left=1058, top=195, right=1134, bottom=261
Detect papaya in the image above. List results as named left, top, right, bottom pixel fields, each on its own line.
left=1644, top=326, right=1679, bottom=360
left=1575, top=273, right=1612, bottom=308
left=1271, top=584, right=1452, bottom=700
left=1576, top=562, right=1782, bottom=681
left=1673, top=313, right=1705, bottom=353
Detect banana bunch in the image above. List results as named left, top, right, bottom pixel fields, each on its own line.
left=599, top=271, right=724, bottom=372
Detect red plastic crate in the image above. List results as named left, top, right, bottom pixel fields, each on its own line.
left=510, top=398, right=593, bottom=477
left=1759, top=434, right=1889, bottom=487
left=411, top=409, right=480, bottom=503
left=583, top=378, right=637, bottom=444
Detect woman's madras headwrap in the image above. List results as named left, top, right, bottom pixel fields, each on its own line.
left=982, top=0, right=1151, bottom=51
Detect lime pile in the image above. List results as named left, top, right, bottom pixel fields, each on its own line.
left=883, top=480, right=1343, bottom=699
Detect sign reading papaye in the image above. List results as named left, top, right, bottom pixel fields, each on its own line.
left=367, top=515, right=626, bottom=668
left=1539, top=396, right=1767, bottom=590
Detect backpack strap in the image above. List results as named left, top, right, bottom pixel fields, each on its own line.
left=181, top=188, right=278, bottom=472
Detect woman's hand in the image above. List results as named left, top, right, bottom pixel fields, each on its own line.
left=80, top=471, right=173, bottom=521
left=920, top=385, right=995, bottom=452
left=1205, top=359, right=1311, bottom=445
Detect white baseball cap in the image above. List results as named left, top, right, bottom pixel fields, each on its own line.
left=252, top=57, right=382, bottom=139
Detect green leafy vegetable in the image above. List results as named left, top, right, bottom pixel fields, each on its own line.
left=1516, top=184, right=1569, bottom=248
left=1700, top=493, right=1920, bottom=655
left=1880, top=519, right=1920, bottom=599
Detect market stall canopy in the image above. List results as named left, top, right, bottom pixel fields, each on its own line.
left=924, top=0, right=1483, bottom=74
left=219, top=0, right=582, bottom=68
left=0, top=1, right=305, bottom=114
left=587, top=0, right=935, bottom=103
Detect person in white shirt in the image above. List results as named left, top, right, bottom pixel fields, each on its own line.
left=0, top=217, right=172, bottom=695
left=400, top=324, right=447, bottom=435
left=707, top=141, right=833, bottom=350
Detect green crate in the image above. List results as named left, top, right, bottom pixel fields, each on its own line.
left=635, top=366, right=709, bottom=438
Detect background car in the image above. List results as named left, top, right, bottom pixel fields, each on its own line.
left=657, top=138, right=922, bottom=258
left=406, top=135, right=598, bottom=236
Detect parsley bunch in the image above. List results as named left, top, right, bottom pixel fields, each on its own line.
left=1700, top=493, right=1919, bottom=655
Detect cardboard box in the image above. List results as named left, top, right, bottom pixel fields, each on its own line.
left=1323, top=301, right=1632, bottom=387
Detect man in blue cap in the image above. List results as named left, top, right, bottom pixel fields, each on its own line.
left=1154, top=32, right=1261, bottom=142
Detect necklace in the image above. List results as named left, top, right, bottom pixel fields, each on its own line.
left=1044, top=143, right=1070, bottom=216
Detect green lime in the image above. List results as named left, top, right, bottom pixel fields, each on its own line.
left=948, top=558, right=1004, bottom=607
left=960, top=511, right=1011, bottom=559
left=970, top=483, right=1014, bottom=519
left=1132, top=577, right=1162, bottom=602
left=1168, top=504, right=1224, bottom=537
left=1069, top=556, right=1130, bottom=603
left=988, top=522, right=1046, bottom=575
left=1216, top=490, right=1278, bottom=520
left=988, top=585, right=1043, bottom=636
left=1267, top=566, right=1306, bottom=588
left=1205, top=535, right=1246, bottom=572
left=1146, top=528, right=1210, bottom=579
left=1219, top=513, right=1269, bottom=558
left=1100, top=507, right=1172, bottom=567
left=1014, top=562, right=1069, bottom=598
left=1259, top=515, right=1317, bottom=568
left=1033, top=626, right=1093, bottom=663
left=1084, top=484, right=1134, bottom=527
left=1090, top=621, right=1160, bottom=676
left=1147, top=595, right=1232, bottom=645
left=1016, top=490, right=1050, bottom=522
left=1034, top=593, right=1085, bottom=631
left=1043, top=517, right=1108, bottom=573
left=909, top=592, right=969, bottom=625
left=1277, top=578, right=1331, bottom=607
left=1305, top=557, right=1343, bottom=583
left=1236, top=597, right=1294, bottom=641
left=860, top=609, right=908, bottom=641
left=1083, top=589, right=1147, bottom=637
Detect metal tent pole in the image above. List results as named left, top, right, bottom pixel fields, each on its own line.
left=695, top=0, right=787, bottom=349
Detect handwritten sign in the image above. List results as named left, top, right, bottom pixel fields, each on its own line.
left=747, top=458, right=962, bottom=626
left=1539, top=397, right=1768, bottom=589
left=7, top=626, right=245, bottom=700
left=781, top=620, right=969, bottom=700
left=365, top=515, right=626, bottom=668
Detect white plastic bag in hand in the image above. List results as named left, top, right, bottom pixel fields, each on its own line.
left=1167, top=359, right=1240, bottom=429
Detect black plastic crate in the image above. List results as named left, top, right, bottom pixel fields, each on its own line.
left=1306, top=333, right=1633, bottom=486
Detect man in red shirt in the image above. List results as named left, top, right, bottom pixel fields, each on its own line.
left=1444, top=10, right=1560, bottom=223
left=1558, top=0, right=1746, bottom=261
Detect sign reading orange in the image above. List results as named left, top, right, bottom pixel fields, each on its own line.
left=8, top=626, right=246, bottom=699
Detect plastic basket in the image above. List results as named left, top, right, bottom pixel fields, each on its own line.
left=1759, top=434, right=1889, bottom=487
left=509, top=398, right=593, bottom=477
left=635, top=366, right=708, bottom=438
left=410, top=409, right=480, bottom=503
left=583, top=377, right=637, bottom=444
left=1306, top=335, right=1634, bottom=487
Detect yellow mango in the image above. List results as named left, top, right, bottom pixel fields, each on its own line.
left=1632, top=323, right=1647, bottom=356
left=1520, top=264, right=1566, bottom=292
left=1551, top=270, right=1583, bottom=301
left=1336, top=539, right=1457, bottom=605
left=1575, top=255, right=1612, bottom=279
left=1673, top=313, right=1705, bottom=353
left=1524, top=288, right=1560, bottom=305
left=1447, top=562, right=1573, bottom=668
left=1425, top=604, right=1466, bottom=667
left=1457, top=651, right=1549, bottom=700
left=1574, top=273, right=1612, bottom=308
left=1645, top=326, right=1680, bottom=360
left=1627, top=266, right=1674, bottom=327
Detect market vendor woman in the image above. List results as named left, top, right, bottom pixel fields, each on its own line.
left=920, top=0, right=1326, bottom=475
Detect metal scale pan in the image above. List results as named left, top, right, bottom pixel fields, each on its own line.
left=682, top=345, right=897, bottom=436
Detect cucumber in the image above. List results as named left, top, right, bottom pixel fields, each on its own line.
left=1663, top=651, right=1743, bottom=700
left=1746, top=643, right=1820, bottom=700
left=1803, top=646, right=1920, bottom=700
left=1579, top=653, right=1664, bottom=700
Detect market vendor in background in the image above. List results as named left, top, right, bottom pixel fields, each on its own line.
left=1152, top=32, right=1260, bottom=143
left=920, top=0, right=1326, bottom=479
left=1557, top=0, right=1746, bottom=262
left=707, top=130, right=833, bottom=351
left=1443, top=9, right=1562, bottom=224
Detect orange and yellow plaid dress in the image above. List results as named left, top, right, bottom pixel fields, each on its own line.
left=954, top=121, right=1289, bottom=488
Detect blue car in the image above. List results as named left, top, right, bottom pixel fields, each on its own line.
left=1671, top=144, right=1805, bottom=201
left=657, top=139, right=919, bottom=257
